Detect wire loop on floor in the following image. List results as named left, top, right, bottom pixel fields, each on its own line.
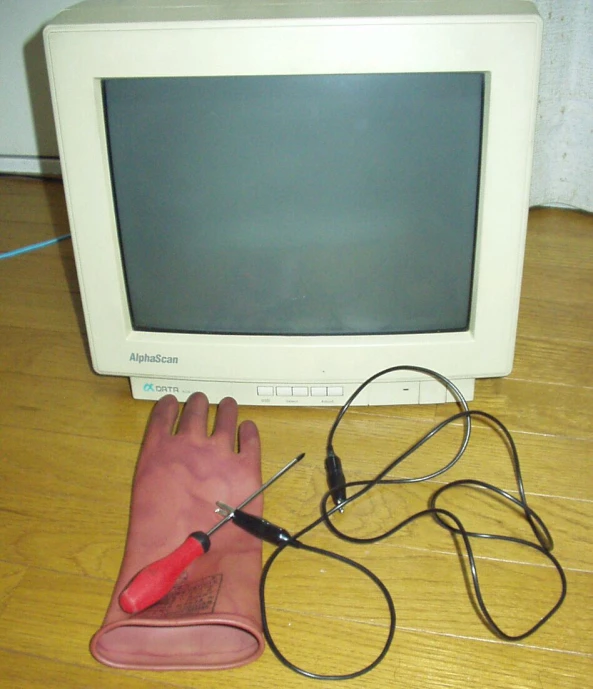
left=259, top=367, right=567, bottom=680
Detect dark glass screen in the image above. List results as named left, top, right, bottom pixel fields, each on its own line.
left=103, top=73, right=483, bottom=335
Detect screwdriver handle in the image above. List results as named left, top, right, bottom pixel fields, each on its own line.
left=119, top=532, right=210, bottom=614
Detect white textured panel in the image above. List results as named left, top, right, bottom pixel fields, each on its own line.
left=531, top=0, right=592, bottom=211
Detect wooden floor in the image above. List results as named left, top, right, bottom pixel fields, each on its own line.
left=1, top=176, right=591, bottom=688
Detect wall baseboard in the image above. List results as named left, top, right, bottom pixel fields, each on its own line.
left=0, top=155, right=61, bottom=177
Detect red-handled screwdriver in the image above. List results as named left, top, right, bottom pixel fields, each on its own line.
left=118, top=452, right=305, bottom=614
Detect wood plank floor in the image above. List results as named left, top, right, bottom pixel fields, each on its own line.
left=1, top=176, right=591, bottom=688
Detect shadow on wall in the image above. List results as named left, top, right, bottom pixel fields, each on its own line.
left=23, top=25, right=60, bottom=175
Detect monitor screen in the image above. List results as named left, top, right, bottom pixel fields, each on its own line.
left=103, top=73, right=483, bottom=337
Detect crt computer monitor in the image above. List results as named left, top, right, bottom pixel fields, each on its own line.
left=44, top=0, right=542, bottom=406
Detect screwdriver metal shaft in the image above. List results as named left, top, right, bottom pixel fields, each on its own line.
left=206, top=452, right=305, bottom=538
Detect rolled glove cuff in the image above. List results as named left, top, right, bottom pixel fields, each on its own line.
left=91, top=609, right=264, bottom=670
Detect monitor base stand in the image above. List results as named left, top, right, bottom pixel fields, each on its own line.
left=129, top=376, right=475, bottom=407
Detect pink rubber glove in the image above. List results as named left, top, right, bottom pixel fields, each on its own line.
left=90, top=392, right=265, bottom=670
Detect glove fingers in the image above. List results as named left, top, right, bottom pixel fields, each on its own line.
left=143, top=394, right=180, bottom=442
left=238, top=419, right=261, bottom=461
left=176, top=391, right=210, bottom=439
left=211, top=397, right=240, bottom=452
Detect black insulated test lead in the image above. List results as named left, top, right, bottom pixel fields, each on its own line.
left=216, top=502, right=296, bottom=547
left=324, top=450, right=347, bottom=511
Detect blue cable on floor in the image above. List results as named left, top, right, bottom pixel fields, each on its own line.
left=0, top=233, right=71, bottom=259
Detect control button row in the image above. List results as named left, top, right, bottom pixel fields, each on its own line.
left=257, top=385, right=344, bottom=398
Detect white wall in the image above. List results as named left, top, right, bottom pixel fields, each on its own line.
left=530, top=0, right=592, bottom=212
left=0, top=0, right=69, bottom=175
left=1, top=0, right=591, bottom=210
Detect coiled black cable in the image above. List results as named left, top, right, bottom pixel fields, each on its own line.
left=258, top=366, right=567, bottom=680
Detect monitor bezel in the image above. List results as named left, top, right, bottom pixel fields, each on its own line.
left=44, top=8, right=542, bottom=387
